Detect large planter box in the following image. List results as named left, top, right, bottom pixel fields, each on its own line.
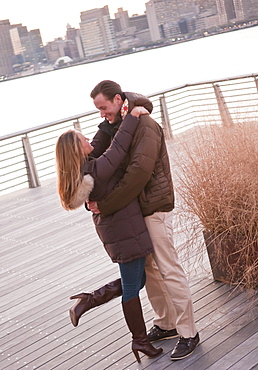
left=203, top=230, right=257, bottom=289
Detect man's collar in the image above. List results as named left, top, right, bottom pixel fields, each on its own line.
left=98, top=119, right=121, bottom=136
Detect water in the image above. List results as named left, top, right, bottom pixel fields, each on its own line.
left=1, top=26, right=258, bottom=136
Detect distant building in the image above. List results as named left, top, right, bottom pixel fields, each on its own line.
left=146, top=0, right=197, bottom=42
left=145, top=1, right=161, bottom=42
left=66, top=24, right=85, bottom=60
left=114, top=8, right=130, bottom=31
left=195, top=7, right=219, bottom=32
left=29, top=29, right=47, bottom=64
left=129, top=14, right=149, bottom=32
left=134, top=28, right=152, bottom=45
left=242, top=0, right=258, bottom=20
left=114, top=8, right=149, bottom=35
left=80, top=6, right=117, bottom=59
left=45, top=38, right=76, bottom=63
left=113, top=7, right=151, bottom=49
left=216, top=0, right=245, bottom=24
left=178, top=18, right=195, bottom=34
left=178, top=0, right=199, bottom=19
left=0, top=19, right=14, bottom=76
left=10, top=25, right=46, bottom=70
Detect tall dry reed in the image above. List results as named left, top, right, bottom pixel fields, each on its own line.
left=173, top=122, right=258, bottom=290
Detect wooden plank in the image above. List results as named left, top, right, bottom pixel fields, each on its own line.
left=182, top=318, right=258, bottom=370
left=207, top=331, right=258, bottom=369
left=34, top=297, right=157, bottom=370
left=230, top=347, right=258, bottom=369
left=162, top=299, right=258, bottom=370
left=91, top=288, right=255, bottom=370
left=1, top=174, right=257, bottom=370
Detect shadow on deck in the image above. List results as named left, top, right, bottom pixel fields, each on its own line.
left=0, top=177, right=257, bottom=370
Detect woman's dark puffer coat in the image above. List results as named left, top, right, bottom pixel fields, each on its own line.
left=70, top=113, right=153, bottom=263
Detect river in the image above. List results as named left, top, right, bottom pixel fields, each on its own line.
left=1, top=26, right=258, bottom=136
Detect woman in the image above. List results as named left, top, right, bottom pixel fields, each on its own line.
left=55, top=106, right=162, bottom=363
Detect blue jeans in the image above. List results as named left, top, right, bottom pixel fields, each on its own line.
left=118, top=257, right=146, bottom=302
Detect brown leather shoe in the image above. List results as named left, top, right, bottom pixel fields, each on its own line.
left=148, top=325, right=178, bottom=342
left=170, top=332, right=200, bottom=360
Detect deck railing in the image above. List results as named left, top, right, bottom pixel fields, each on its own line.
left=1, top=72, right=258, bottom=195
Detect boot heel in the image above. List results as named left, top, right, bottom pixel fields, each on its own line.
left=69, top=307, right=78, bottom=327
left=132, top=349, right=141, bottom=363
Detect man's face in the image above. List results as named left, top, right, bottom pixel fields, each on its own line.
left=93, top=93, right=123, bottom=124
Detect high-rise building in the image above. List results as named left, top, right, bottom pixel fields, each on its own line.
left=10, top=25, right=33, bottom=66
left=113, top=8, right=151, bottom=50
left=10, top=25, right=46, bottom=69
left=66, top=25, right=85, bottom=60
left=29, top=29, right=47, bottom=64
left=0, top=19, right=14, bottom=76
left=80, top=6, right=117, bottom=58
left=146, top=0, right=179, bottom=41
left=114, top=8, right=130, bottom=31
left=146, top=0, right=197, bottom=42
left=146, top=1, right=161, bottom=41
left=216, top=0, right=245, bottom=24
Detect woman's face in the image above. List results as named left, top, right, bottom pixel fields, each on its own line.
left=76, top=132, right=94, bottom=156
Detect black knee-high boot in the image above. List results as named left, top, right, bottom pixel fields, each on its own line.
left=69, top=278, right=122, bottom=327
left=122, top=296, right=163, bottom=363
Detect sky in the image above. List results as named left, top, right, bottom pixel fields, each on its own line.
left=0, top=1, right=147, bottom=44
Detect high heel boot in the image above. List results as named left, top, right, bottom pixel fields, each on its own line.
left=69, top=278, right=122, bottom=327
left=122, top=296, right=163, bottom=363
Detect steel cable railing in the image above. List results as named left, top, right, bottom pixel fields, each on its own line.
left=1, top=72, right=258, bottom=195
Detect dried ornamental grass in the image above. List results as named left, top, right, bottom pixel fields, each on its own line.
left=174, top=123, right=258, bottom=290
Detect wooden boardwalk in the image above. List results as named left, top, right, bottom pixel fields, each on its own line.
left=1, top=173, right=258, bottom=370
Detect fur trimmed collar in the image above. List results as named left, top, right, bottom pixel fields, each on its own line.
left=69, top=174, right=94, bottom=210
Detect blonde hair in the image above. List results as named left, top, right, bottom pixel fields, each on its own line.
left=56, top=130, right=85, bottom=210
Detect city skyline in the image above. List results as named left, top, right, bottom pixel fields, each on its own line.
left=1, top=0, right=147, bottom=44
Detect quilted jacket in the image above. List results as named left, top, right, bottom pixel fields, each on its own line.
left=93, top=92, right=175, bottom=217
left=70, top=110, right=153, bottom=263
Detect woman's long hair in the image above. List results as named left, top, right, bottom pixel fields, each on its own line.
left=56, top=130, right=85, bottom=210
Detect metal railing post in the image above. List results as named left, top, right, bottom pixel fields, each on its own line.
left=254, top=77, right=258, bottom=94
left=73, top=119, right=82, bottom=132
left=159, top=96, right=173, bottom=139
left=22, top=135, right=41, bottom=188
left=213, top=84, right=234, bottom=127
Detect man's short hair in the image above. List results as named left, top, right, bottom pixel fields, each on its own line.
left=90, top=80, right=126, bottom=101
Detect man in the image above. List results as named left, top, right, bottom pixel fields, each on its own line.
left=72, top=80, right=200, bottom=361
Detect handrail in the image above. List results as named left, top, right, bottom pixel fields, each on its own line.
left=1, top=72, right=258, bottom=195
left=147, top=72, right=258, bottom=97
left=0, top=110, right=98, bottom=141
left=2, top=72, right=258, bottom=142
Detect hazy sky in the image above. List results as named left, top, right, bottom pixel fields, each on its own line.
left=1, top=1, right=147, bottom=44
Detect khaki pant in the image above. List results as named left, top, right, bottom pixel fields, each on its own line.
left=144, top=211, right=197, bottom=338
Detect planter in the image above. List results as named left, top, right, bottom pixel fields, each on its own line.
left=203, top=230, right=258, bottom=289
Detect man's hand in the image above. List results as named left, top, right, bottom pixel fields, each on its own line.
left=87, top=200, right=101, bottom=214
